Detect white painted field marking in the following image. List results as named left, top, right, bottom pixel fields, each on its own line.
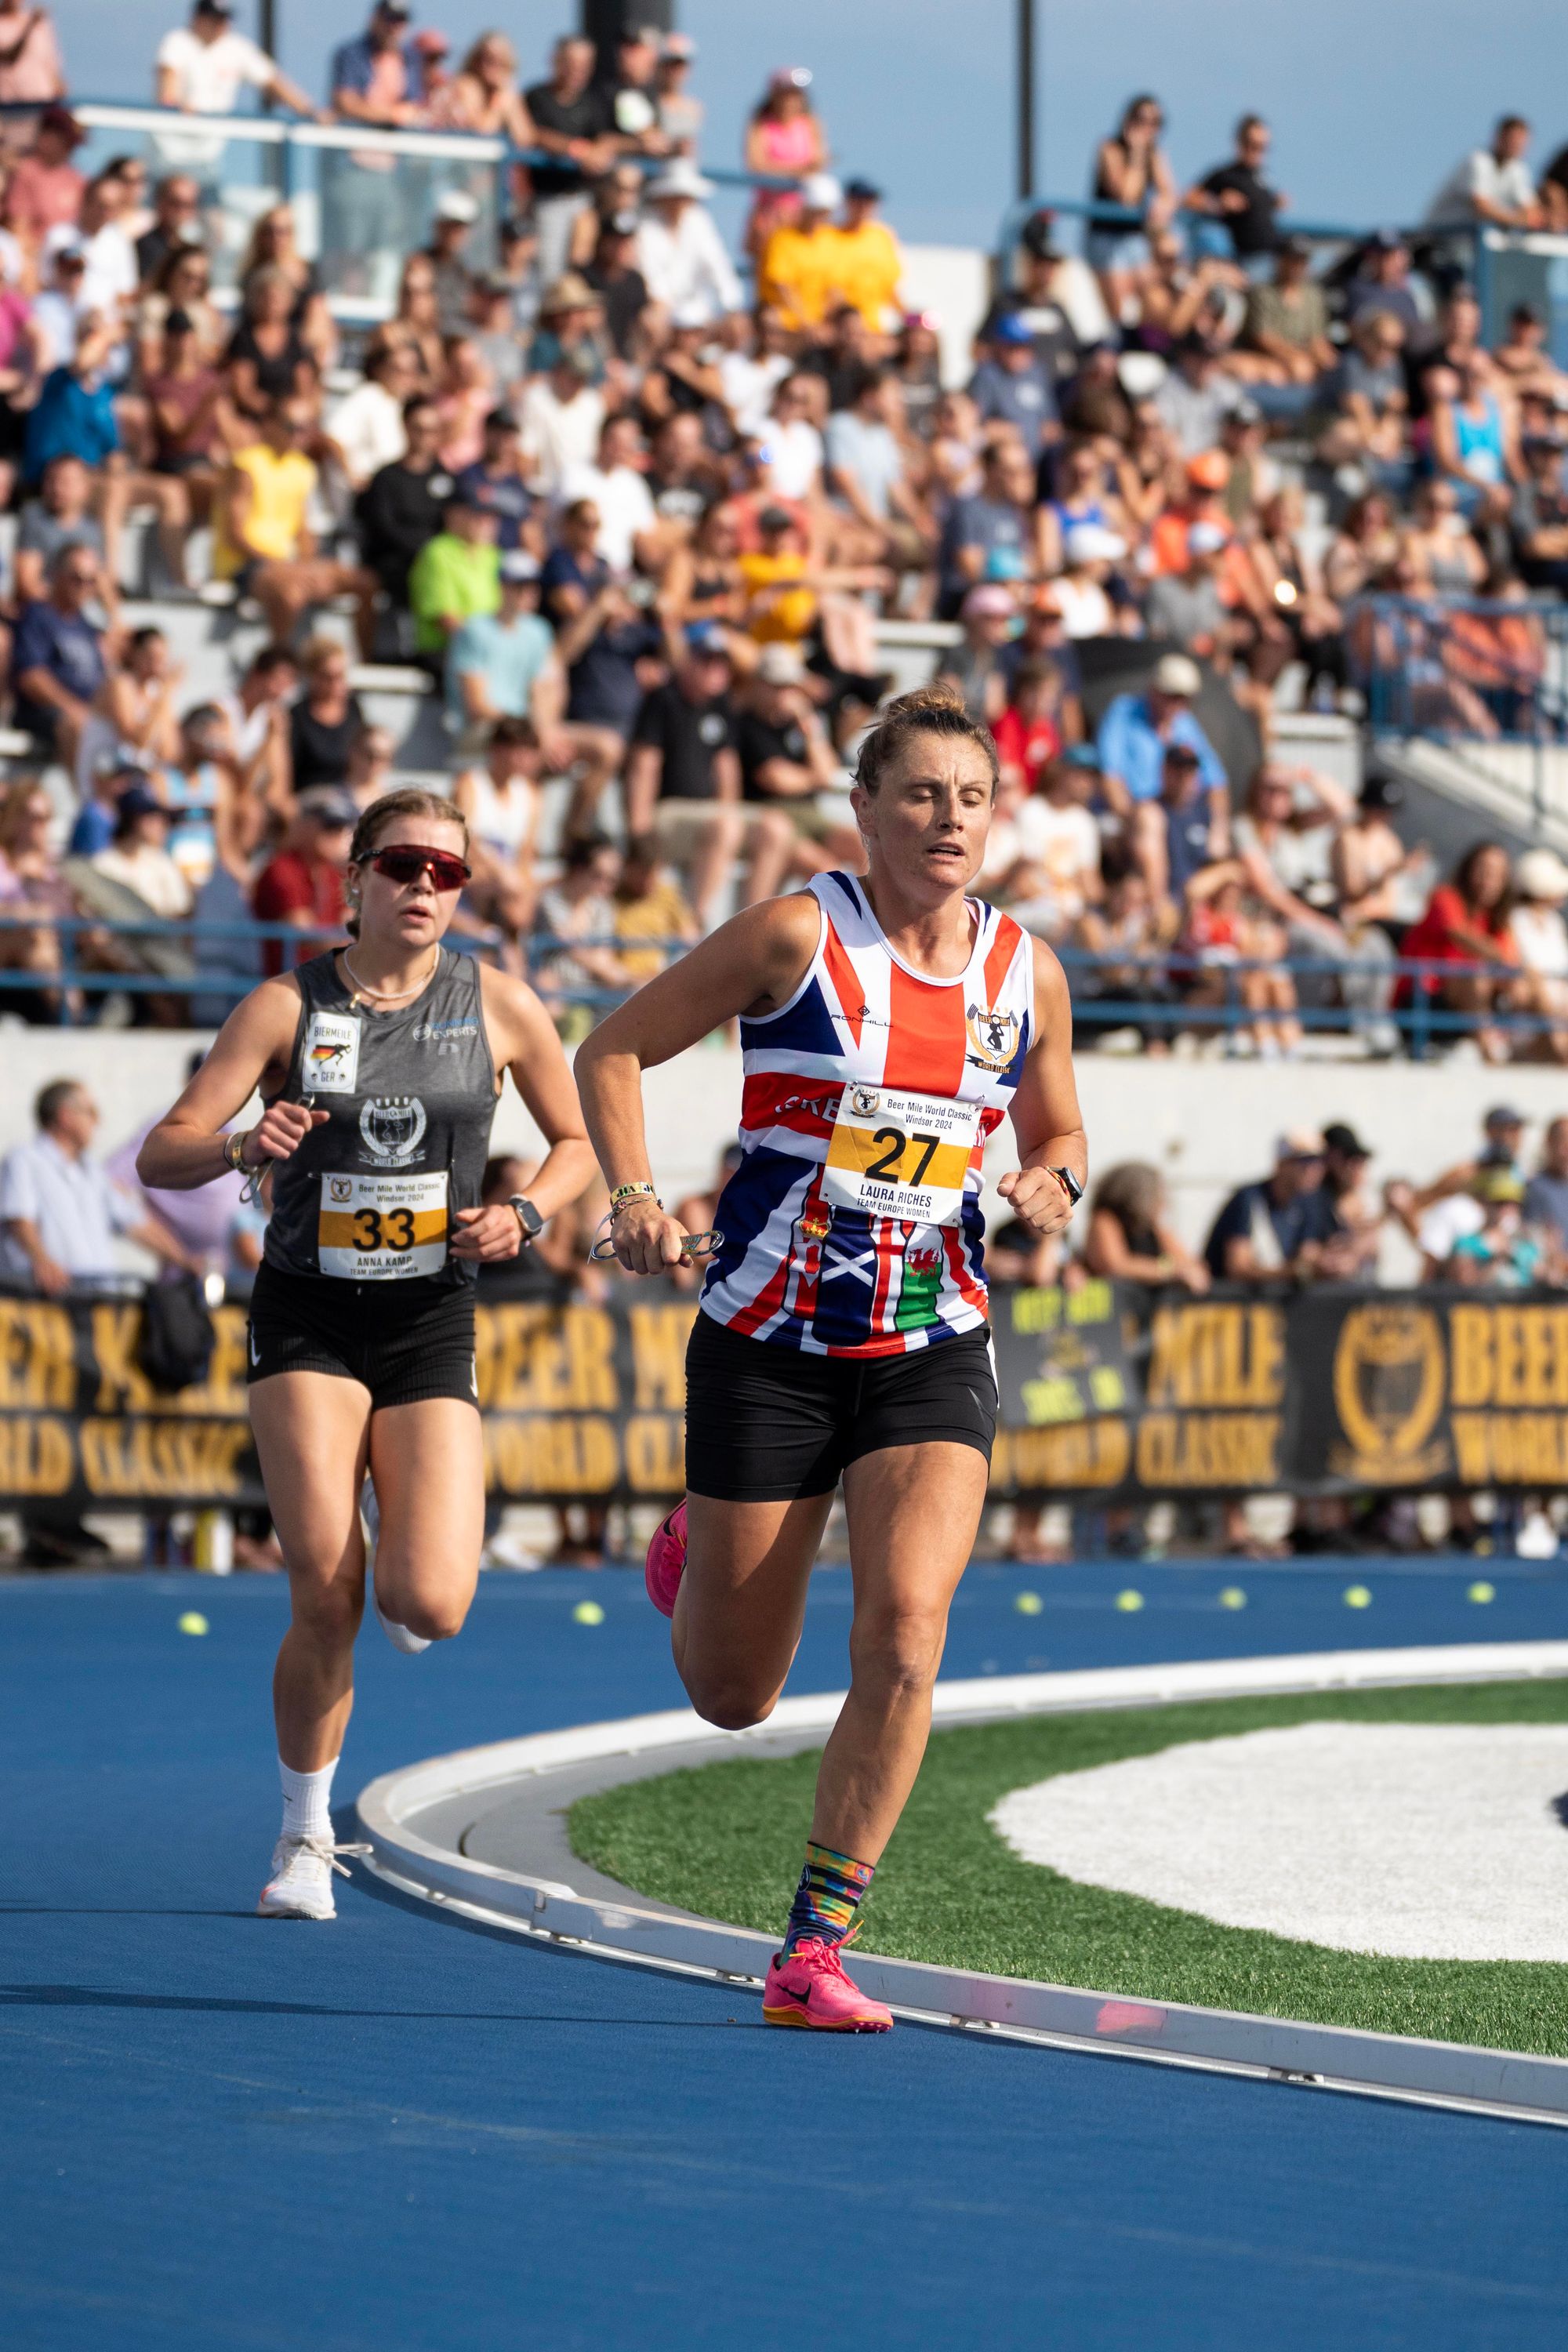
left=991, top=1721, right=1568, bottom=1962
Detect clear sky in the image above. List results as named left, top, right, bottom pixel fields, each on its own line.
left=47, top=0, right=1568, bottom=249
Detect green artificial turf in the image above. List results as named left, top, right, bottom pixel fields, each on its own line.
left=570, top=1680, right=1568, bottom=2056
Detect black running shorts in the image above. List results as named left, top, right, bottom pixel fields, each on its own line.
left=683, top=1311, right=998, bottom=1504
left=246, top=1262, right=478, bottom=1411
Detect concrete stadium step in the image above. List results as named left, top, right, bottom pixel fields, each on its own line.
left=1374, top=735, right=1568, bottom=866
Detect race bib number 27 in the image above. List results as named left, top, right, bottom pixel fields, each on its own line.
left=318, top=1171, right=448, bottom=1279
left=822, top=1085, right=980, bottom=1227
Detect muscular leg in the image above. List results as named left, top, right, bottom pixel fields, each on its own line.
left=249, top=1372, right=373, bottom=1773
left=810, top=1442, right=988, bottom=1862
left=367, top=1397, right=486, bottom=1642
left=673, top=1488, right=835, bottom=1729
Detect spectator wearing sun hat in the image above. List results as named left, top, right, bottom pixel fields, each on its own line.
left=830, top=179, right=903, bottom=330
left=1508, top=846, right=1568, bottom=1051
left=1053, top=522, right=1131, bottom=639
left=634, top=159, right=742, bottom=325
left=422, top=187, right=481, bottom=334
left=1096, top=652, right=1227, bottom=821
left=758, top=172, right=845, bottom=332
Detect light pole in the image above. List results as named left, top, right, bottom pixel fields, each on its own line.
left=1017, top=0, right=1036, bottom=201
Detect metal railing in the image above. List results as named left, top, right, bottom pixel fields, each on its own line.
left=0, top=909, right=494, bottom=1018
left=1352, top=590, right=1568, bottom=835
left=521, top=933, right=1552, bottom=1061
left=62, top=99, right=825, bottom=325
left=2, top=913, right=1555, bottom=1061
left=993, top=196, right=1568, bottom=365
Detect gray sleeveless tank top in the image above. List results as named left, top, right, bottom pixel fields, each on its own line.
left=263, top=948, right=497, bottom=1288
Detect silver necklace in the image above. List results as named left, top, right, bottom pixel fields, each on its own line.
left=340, top=944, right=439, bottom=1008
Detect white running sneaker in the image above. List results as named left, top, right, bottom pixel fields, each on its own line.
left=361, top=1474, right=379, bottom=1570
left=256, top=1832, right=369, bottom=1920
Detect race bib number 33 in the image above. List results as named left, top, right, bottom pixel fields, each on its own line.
left=318, top=1171, right=448, bottom=1279
left=822, top=1086, right=980, bottom=1226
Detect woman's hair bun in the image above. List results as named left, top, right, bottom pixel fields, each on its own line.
left=853, top=677, right=1000, bottom=795
left=882, top=679, right=967, bottom=722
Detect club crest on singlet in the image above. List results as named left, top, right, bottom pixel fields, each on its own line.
left=966, top=1003, right=1022, bottom=1072
left=358, top=1095, right=428, bottom=1164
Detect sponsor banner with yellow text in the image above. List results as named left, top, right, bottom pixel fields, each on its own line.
left=5, top=1282, right=1567, bottom=1508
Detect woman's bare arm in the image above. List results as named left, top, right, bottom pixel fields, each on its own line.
left=136, top=975, right=318, bottom=1189
left=575, top=894, right=820, bottom=1272
left=450, top=970, right=596, bottom=1261
left=999, top=942, right=1087, bottom=1238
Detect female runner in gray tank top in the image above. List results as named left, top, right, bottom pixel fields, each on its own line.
left=138, top=788, right=594, bottom=1920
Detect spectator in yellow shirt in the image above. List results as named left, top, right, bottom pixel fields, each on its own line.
left=212, top=397, right=378, bottom=655
left=758, top=172, right=845, bottom=332
left=831, top=178, right=903, bottom=330
left=739, top=506, right=818, bottom=644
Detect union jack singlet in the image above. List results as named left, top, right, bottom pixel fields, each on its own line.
left=699, top=870, right=1035, bottom=1356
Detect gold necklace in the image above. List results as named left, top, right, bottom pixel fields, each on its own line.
left=341, top=944, right=439, bottom=1009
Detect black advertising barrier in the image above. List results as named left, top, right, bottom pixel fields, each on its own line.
left=989, top=1279, right=1568, bottom=1500
left=5, top=1277, right=1568, bottom=1510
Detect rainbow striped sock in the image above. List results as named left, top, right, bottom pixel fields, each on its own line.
left=782, top=1840, right=875, bottom=1955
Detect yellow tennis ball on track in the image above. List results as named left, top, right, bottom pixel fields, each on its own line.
left=572, top=1599, right=606, bottom=1626
left=1014, top=1590, right=1044, bottom=1616
left=177, top=1611, right=209, bottom=1637
left=1218, top=1586, right=1247, bottom=1610
left=1115, top=1588, right=1144, bottom=1613
left=1468, top=1580, right=1496, bottom=1605
left=1343, top=1584, right=1373, bottom=1610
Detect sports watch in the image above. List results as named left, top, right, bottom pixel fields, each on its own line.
left=509, top=1195, right=544, bottom=1243
left=1047, top=1165, right=1085, bottom=1207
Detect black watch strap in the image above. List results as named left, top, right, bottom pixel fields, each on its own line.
left=509, top=1194, right=544, bottom=1239
left=1048, top=1165, right=1084, bottom=1207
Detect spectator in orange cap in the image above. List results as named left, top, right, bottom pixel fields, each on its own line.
left=1150, top=449, right=1231, bottom=575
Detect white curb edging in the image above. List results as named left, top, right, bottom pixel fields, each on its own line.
left=356, top=1641, right=1568, bottom=2127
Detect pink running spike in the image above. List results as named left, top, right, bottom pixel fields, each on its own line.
left=762, top=1936, right=894, bottom=2032
left=644, top=1499, right=688, bottom=1618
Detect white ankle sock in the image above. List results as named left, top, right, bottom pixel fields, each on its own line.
left=279, top=1755, right=338, bottom=1842
left=374, top=1592, right=431, bottom=1655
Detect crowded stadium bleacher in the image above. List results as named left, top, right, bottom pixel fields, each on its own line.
left=1, top=7, right=1568, bottom=1080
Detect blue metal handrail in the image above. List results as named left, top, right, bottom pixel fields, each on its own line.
left=0, top=912, right=1552, bottom=1058
left=0, top=909, right=503, bottom=1016
left=1353, top=591, right=1568, bottom=734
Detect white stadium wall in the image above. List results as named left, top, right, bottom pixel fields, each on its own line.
left=7, top=1030, right=1566, bottom=1284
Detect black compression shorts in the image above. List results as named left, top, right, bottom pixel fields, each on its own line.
left=683, top=1312, right=997, bottom=1504
left=246, top=1262, right=478, bottom=1411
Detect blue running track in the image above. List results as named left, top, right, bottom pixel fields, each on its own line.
left=4, top=1555, right=1568, bottom=2350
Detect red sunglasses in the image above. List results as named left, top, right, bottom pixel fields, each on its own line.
left=368, top=845, right=471, bottom=891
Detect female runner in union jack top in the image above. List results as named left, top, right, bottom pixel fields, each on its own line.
left=577, top=684, right=1086, bottom=2032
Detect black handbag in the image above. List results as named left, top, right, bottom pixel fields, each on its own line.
left=137, top=1276, right=217, bottom=1393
